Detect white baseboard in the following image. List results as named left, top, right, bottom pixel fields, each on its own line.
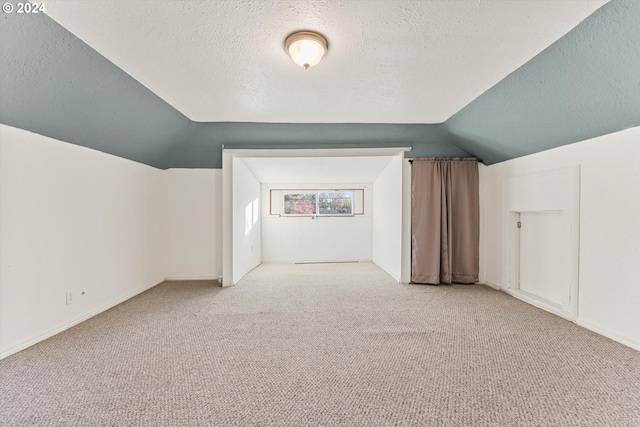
left=502, top=287, right=574, bottom=321
left=485, top=281, right=638, bottom=351
left=164, top=276, right=220, bottom=281
left=262, top=259, right=371, bottom=264
left=0, top=277, right=165, bottom=360
left=231, top=261, right=262, bottom=286
left=485, top=281, right=571, bottom=318
left=5, top=277, right=637, bottom=359
left=577, top=319, right=640, bottom=351
left=482, top=281, right=501, bottom=290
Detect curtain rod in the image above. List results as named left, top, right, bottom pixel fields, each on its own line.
left=408, top=157, right=481, bottom=163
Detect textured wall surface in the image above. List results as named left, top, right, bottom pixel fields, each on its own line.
left=178, top=122, right=468, bottom=169
left=445, top=0, right=640, bottom=165
left=0, top=12, right=191, bottom=168
left=1, top=0, right=638, bottom=168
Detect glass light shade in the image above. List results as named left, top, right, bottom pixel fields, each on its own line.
left=285, top=31, right=328, bottom=69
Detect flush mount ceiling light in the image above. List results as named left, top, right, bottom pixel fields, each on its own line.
left=285, top=31, right=328, bottom=69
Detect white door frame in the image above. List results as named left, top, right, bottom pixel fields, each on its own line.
left=222, top=147, right=412, bottom=286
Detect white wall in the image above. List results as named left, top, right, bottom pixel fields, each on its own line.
left=483, top=126, right=640, bottom=349
left=232, top=159, right=261, bottom=284
left=372, top=156, right=403, bottom=281
left=163, top=169, right=222, bottom=279
left=498, top=166, right=580, bottom=319
left=261, top=184, right=373, bottom=263
left=0, top=125, right=165, bottom=358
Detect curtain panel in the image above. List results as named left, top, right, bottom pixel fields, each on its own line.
left=411, top=158, right=479, bottom=284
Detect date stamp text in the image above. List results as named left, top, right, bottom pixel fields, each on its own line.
left=3, top=2, right=46, bottom=14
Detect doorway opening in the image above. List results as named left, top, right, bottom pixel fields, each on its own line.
left=222, top=147, right=412, bottom=286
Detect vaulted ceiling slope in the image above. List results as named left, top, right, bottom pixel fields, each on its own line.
left=40, top=0, right=608, bottom=124
left=447, top=0, right=640, bottom=165
left=1, top=0, right=638, bottom=169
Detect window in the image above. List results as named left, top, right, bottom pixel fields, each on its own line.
left=283, top=192, right=316, bottom=215
left=281, top=190, right=355, bottom=216
left=318, top=191, right=352, bottom=215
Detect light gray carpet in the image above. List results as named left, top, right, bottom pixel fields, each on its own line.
left=1, top=262, right=639, bottom=426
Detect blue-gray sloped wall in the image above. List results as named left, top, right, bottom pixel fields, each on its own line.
left=445, top=0, right=640, bottom=164
left=1, top=0, right=638, bottom=168
left=0, top=9, right=192, bottom=168
left=0, top=11, right=465, bottom=168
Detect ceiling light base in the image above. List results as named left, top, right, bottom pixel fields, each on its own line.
left=285, top=31, right=328, bottom=69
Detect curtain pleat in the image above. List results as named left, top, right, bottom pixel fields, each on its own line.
left=411, top=158, right=479, bottom=284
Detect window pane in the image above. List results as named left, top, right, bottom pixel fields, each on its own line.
left=318, top=191, right=353, bottom=215
left=283, top=193, right=316, bottom=215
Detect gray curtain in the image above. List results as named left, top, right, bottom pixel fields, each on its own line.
left=411, top=158, right=479, bottom=284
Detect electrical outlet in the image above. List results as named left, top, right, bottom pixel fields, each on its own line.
left=66, top=291, right=74, bottom=305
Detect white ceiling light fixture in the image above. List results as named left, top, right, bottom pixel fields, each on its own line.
left=285, top=31, right=328, bottom=69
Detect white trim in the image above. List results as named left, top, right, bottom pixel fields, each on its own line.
left=482, top=281, right=501, bottom=290
left=577, top=320, right=640, bottom=351
left=223, top=146, right=412, bottom=287
left=501, top=165, right=581, bottom=319
left=485, top=280, right=638, bottom=351
left=164, top=276, right=220, bottom=281
left=0, top=277, right=165, bottom=360
left=400, top=158, right=412, bottom=284
left=222, top=149, right=234, bottom=286
left=478, top=163, right=487, bottom=285
left=224, top=147, right=412, bottom=158
left=503, top=287, right=574, bottom=321
left=266, top=259, right=371, bottom=264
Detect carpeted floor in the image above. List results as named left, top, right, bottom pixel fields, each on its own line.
left=1, top=262, right=639, bottom=426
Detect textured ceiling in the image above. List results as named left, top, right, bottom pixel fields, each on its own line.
left=1, top=0, right=639, bottom=169
left=44, top=0, right=606, bottom=123
left=241, top=156, right=394, bottom=184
